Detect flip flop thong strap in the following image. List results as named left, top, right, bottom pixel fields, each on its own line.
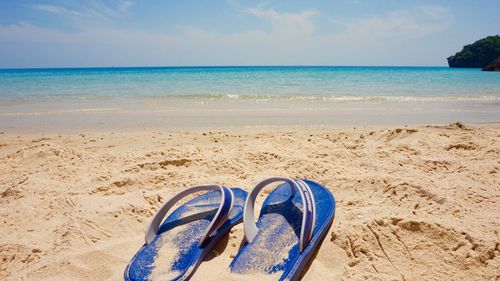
left=145, top=184, right=235, bottom=247
left=243, top=177, right=317, bottom=253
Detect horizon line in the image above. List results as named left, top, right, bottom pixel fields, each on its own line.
left=0, top=64, right=453, bottom=70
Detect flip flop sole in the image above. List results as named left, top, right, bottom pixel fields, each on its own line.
left=230, top=180, right=335, bottom=281
left=125, top=187, right=247, bottom=281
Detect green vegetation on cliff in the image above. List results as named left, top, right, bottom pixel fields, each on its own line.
left=447, top=35, right=500, bottom=68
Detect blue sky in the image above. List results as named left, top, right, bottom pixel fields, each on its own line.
left=0, top=0, right=498, bottom=68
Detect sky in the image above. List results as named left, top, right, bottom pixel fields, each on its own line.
left=0, top=0, right=498, bottom=68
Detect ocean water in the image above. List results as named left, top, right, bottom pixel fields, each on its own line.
left=0, top=66, right=499, bottom=102
left=0, top=66, right=499, bottom=131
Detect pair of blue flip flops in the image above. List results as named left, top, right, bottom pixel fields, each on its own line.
left=124, top=177, right=336, bottom=281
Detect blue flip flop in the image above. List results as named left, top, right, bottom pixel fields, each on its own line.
left=230, top=177, right=336, bottom=281
left=125, top=185, right=247, bottom=281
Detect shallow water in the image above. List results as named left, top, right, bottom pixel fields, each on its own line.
left=1, top=66, right=499, bottom=100
left=0, top=66, right=498, bottom=131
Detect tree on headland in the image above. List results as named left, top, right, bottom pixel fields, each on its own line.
left=447, top=35, right=500, bottom=70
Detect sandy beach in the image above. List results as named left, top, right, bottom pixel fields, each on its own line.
left=1, top=122, right=498, bottom=280
left=2, top=1, right=499, bottom=280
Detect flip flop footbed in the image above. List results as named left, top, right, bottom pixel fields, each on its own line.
left=126, top=188, right=246, bottom=281
left=230, top=180, right=334, bottom=280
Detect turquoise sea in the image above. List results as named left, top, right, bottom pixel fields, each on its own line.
left=0, top=66, right=499, bottom=102
left=0, top=66, right=499, bottom=131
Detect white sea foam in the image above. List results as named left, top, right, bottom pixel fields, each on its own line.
left=138, top=94, right=500, bottom=103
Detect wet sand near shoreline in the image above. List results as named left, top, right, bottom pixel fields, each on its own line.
left=1, top=97, right=499, bottom=133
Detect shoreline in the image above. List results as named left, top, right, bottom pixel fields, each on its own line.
left=1, top=98, right=499, bottom=133
left=1, top=123, right=499, bottom=280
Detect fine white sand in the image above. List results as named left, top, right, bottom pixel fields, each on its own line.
left=1, top=123, right=499, bottom=280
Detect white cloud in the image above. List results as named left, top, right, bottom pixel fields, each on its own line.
left=419, top=5, right=452, bottom=20
left=30, top=0, right=133, bottom=21
left=1, top=4, right=454, bottom=67
left=31, top=4, right=87, bottom=17
left=119, top=0, right=134, bottom=13
left=246, top=7, right=317, bottom=35
left=333, top=9, right=451, bottom=40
